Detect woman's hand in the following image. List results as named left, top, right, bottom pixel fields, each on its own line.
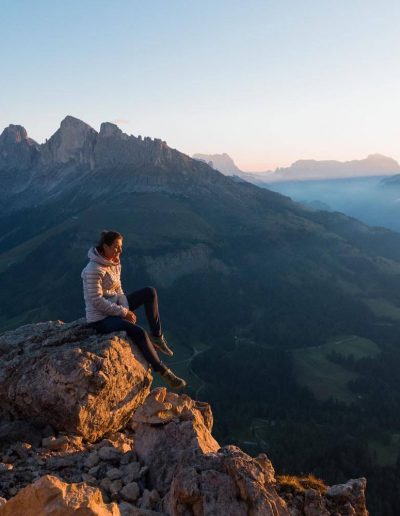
left=124, top=310, right=137, bottom=324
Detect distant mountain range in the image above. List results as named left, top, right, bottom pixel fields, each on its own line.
left=193, top=152, right=400, bottom=182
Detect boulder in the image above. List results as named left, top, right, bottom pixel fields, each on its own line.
left=326, top=478, right=368, bottom=515
left=0, top=319, right=152, bottom=441
left=0, top=475, right=119, bottom=515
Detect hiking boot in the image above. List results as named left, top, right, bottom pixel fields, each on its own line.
left=151, top=334, right=173, bottom=357
left=160, top=368, right=187, bottom=390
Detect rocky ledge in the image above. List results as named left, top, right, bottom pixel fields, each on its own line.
left=0, top=319, right=152, bottom=441
left=0, top=320, right=368, bottom=515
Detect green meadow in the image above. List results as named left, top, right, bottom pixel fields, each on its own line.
left=290, top=335, right=380, bottom=403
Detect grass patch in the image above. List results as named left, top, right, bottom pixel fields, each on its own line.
left=277, top=473, right=328, bottom=494
left=363, top=298, right=400, bottom=322
left=291, top=335, right=380, bottom=403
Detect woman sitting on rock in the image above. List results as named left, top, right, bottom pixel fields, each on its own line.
left=81, top=229, right=187, bottom=390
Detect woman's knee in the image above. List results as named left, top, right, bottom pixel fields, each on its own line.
left=145, top=286, right=157, bottom=299
left=125, top=322, right=147, bottom=341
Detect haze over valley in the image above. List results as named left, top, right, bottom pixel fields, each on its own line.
left=195, top=152, right=400, bottom=233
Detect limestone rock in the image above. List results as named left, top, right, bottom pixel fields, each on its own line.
left=107, top=432, right=135, bottom=453
left=122, top=461, right=141, bottom=483
left=85, top=451, right=100, bottom=468
left=303, top=488, right=330, bottom=516
left=99, top=447, right=122, bottom=462
left=133, top=389, right=219, bottom=493
left=40, top=115, right=97, bottom=167
left=120, top=481, right=140, bottom=502
left=0, top=319, right=152, bottom=441
left=42, top=435, right=69, bottom=451
left=276, top=475, right=368, bottom=515
left=165, top=445, right=290, bottom=515
left=326, top=478, right=368, bottom=515
left=0, top=474, right=119, bottom=515
left=107, top=468, right=122, bottom=480
left=0, top=124, right=39, bottom=171
left=131, top=387, right=214, bottom=429
left=139, top=489, right=160, bottom=510
left=119, top=502, right=165, bottom=516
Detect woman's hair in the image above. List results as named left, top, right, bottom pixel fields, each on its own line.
left=96, top=230, right=123, bottom=253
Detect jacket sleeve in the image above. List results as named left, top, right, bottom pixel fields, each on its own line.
left=116, top=285, right=129, bottom=309
left=84, top=269, right=129, bottom=317
left=116, top=265, right=129, bottom=309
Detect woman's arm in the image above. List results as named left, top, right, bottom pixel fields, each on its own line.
left=116, top=283, right=129, bottom=309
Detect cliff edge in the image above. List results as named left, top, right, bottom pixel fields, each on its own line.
left=0, top=320, right=368, bottom=515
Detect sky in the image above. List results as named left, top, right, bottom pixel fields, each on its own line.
left=1, top=0, right=399, bottom=171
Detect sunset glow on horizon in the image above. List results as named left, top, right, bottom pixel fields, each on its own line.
left=1, top=0, right=399, bottom=172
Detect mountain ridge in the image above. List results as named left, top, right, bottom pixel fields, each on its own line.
left=194, top=152, right=400, bottom=182
left=0, top=116, right=246, bottom=213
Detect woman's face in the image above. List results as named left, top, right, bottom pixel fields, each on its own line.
left=102, top=237, right=123, bottom=261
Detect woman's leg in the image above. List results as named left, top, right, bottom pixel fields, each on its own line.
left=126, top=287, right=162, bottom=337
left=91, top=316, right=166, bottom=373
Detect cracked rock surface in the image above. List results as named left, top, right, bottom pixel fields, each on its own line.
left=0, top=319, right=152, bottom=442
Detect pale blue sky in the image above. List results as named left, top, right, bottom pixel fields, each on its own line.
left=1, top=0, right=399, bottom=170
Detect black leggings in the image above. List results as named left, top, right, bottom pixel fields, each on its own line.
left=90, top=287, right=166, bottom=373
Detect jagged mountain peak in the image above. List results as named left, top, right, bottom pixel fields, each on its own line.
left=59, top=115, right=96, bottom=132
left=193, top=152, right=242, bottom=176
left=0, top=116, right=230, bottom=198
left=99, top=121, right=123, bottom=137
left=41, top=116, right=97, bottom=166
left=0, top=124, right=30, bottom=143
left=53, top=115, right=98, bottom=143
left=0, top=124, right=39, bottom=170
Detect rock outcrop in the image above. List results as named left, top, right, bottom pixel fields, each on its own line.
left=0, top=475, right=119, bottom=515
left=0, top=319, right=152, bottom=441
left=166, top=446, right=289, bottom=516
left=131, top=388, right=290, bottom=514
left=0, top=124, right=40, bottom=171
left=0, top=116, right=228, bottom=215
left=276, top=476, right=368, bottom=516
left=40, top=115, right=98, bottom=168
left=132, top=388, right=220, bottom=494
left=0, top=320, right=369, bottom=515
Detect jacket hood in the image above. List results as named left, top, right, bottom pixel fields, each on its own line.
left=87, top=246, right=120, bottom=267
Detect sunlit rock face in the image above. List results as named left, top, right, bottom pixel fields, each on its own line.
left=0, top=124, right=39, bottom=170
left=0, top=319, right=152, bottom=442
left=40, top=115, right=97, bottom=168
left=38, top=116, right=180, bottom=172
left=132, top=388, right=291, bottom=515
left=0, top=475, right=120, bottom=515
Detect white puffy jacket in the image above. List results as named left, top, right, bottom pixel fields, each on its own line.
left=81, top=247, right=129, bottom=323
